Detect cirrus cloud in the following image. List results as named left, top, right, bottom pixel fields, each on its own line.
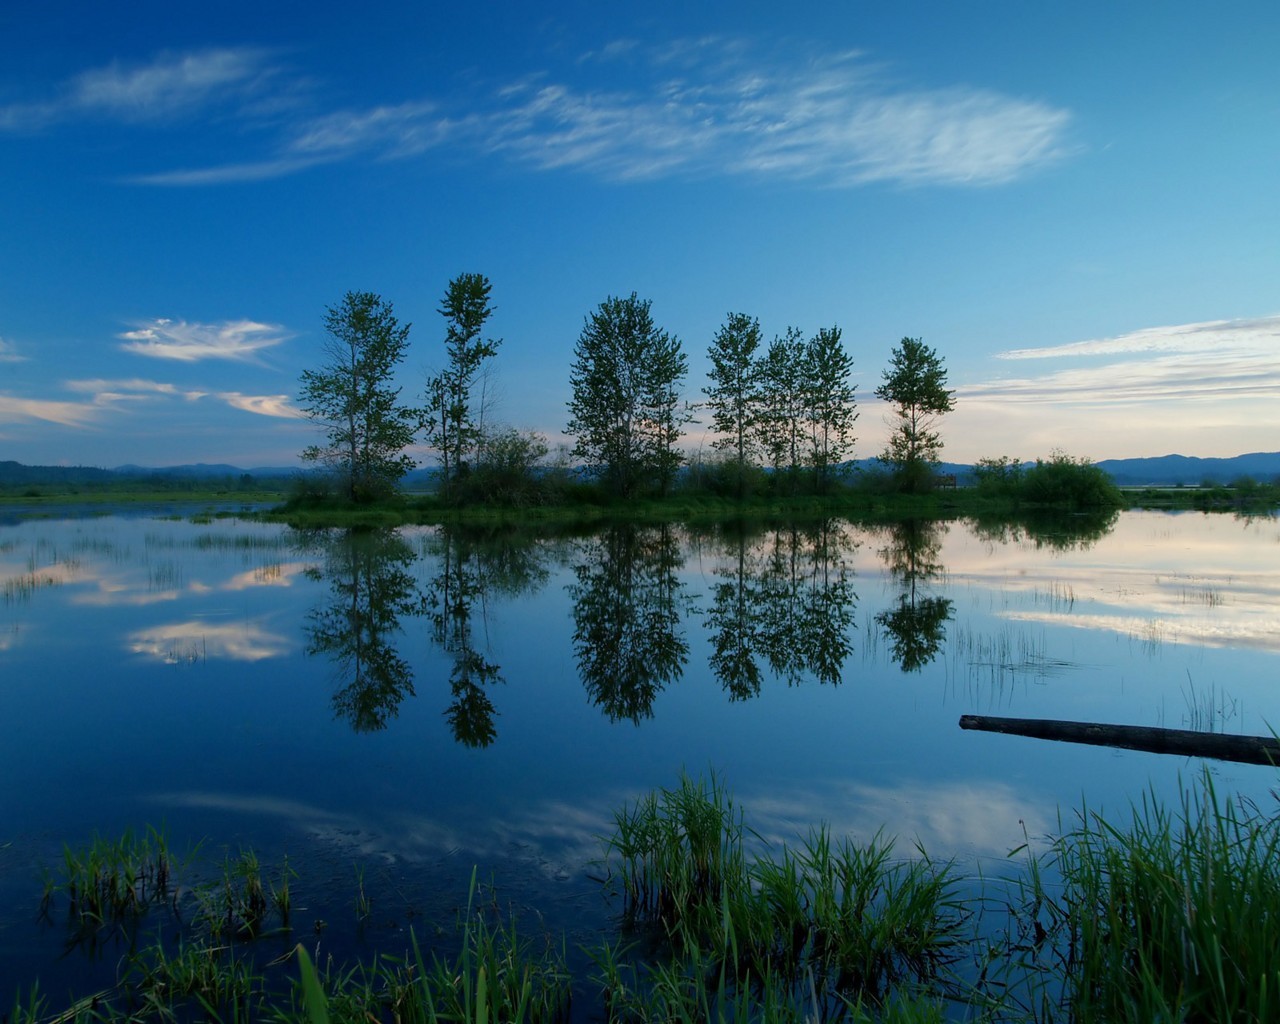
left=118, top=318, right=292, bottom=362
left=0, top=47, right=285, bottom=131
left=65, top=378, right=301, bottom=419
left=25, top=39, right=1073, bottom=190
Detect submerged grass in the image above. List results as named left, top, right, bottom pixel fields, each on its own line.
left=1055, top=778, right=1280, bottom=1022
left=598, top=773, right=968, bottom=1018
left=16, top=771, right=1280, bottom=1023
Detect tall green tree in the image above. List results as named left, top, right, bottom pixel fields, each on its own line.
left=874, top=336, right=955, bottom=493
left=756, top=327, right=807, bottom=489
left=704, top=312, right=764, bottom=497
left=803, top=326, right=858, bottom=491
left=423, top=273, right=501, bottom=496
left=299, top=291, right=416, bottom=502
left=566, top=293, right=689, bottom=498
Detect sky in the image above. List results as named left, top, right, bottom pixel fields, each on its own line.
left=1, top=0, right=1278, bottom=469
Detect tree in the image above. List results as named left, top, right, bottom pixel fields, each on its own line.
left=299, top=291, right=416, bottom=502
left=802, top=326, right=858, bottom=491
left=875, top=336, right=955, bottom=493
left=423, top=273, right=501, bottom=497
left=704, top=312, right=764, bottom=497
left=566, top=293, right=689, bottom=498
left=756, top=327, right=807, bottom=489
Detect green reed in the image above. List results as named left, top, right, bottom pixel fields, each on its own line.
left=290, top=869, right=572, bottom=1024
left=598, top=773, right=967, bottom=1016
left=19, top=771, right=1280, bottom=1023
left=45, top=826, right=179, bottom=927
left=1054, top=776, right=1280, bottom=1022
left=602, top=770, right=750, bottom=929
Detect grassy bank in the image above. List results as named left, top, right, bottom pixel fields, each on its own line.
left=11, top=771, right=1279, bottom=1023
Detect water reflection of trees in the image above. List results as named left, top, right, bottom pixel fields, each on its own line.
left=704, top=519, right=858, bottom=697
left=875, top=519, right=953, bottom=673
left=569, top=523, right=690, bottom=723
left=301, top=528, right=419, bottom=732
left=966, top=509, right=1119, bottom=552
left=422, top=527, right=552, bottom=747
left=301, top=524, right=552, bottom=744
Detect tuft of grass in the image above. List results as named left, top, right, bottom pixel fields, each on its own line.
left=291, top=869, right=572, bottom=1024
left=1055, top=776, right=1280, bottom=1022
left=598, top=773, right=967, bottom=1016
left=47, top=826, right=179, bottom=929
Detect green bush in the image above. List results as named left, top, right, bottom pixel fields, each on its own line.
left=1019, top=451, right=1123, bottom=509
left=971, top=455, right=1023, bottom=498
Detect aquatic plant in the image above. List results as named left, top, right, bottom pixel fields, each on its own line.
left=44, top=826, right=179, bottom=928
left=598, top=773, right=967, bottom=1016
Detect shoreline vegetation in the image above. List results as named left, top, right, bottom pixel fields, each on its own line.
left=4, top=456, right=1277, bottom=527
left=12, top=770, right=1280, bottom=1023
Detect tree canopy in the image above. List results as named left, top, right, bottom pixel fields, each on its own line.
left=566, top=293, right=689, bottom=498
left=423, top=272, right=501, bottom=496
left=298, top=291, right=417, bottom=502
left=874, top=336, right=955, bottom=492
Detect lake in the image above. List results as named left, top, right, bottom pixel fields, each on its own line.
left=3, top=506, right=1279, bottom=1008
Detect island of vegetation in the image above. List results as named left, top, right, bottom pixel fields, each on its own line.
left=275, top=274, right=1156, bottom=528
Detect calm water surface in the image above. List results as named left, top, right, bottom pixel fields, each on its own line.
left=2, top=507, right=1278, bottom=1004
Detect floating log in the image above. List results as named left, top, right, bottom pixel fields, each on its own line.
left=959, top=714, right=1280, bottom=766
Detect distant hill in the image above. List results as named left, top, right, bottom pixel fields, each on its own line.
left=1095, top=452, right=1280, bottom=485
left=112, top=463, right=301, bottom=479
left=0, top=461, right=118, bottom=486
left=0, top=461, right=302, bottom=487
left=4, top=453, right=1277, bottom=489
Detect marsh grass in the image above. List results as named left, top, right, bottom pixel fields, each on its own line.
left=44, top=826, right=180, bottom=929
left=290, top=869, right=572, bottom=1024
left=599, top=774, right=968, bottom=1017
left=192, top=848, right=290, bottom=940
left=19, top=774, right=1280, bottom=1024
left=987, top=772, right=1280, bottom=1023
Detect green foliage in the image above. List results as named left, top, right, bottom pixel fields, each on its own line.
left=704, top=312, right=764, bottom=497
left=423, top=273, right=502, bottom=496
left=24, top=774, right=1280, bottom=1024
left=299, top=291, right=417, bottom=502
left=451, top=428, right=557, bottom=507
left=875, top=337, right=955, bottom=493
left=803, top=325, right=858, bottom=492
left=971, top=455, right=1024, bottom=497
left=1021, top=450, right=1124, bottom=508
left=566, top=293, right=690, bottom=498
left=1001, top=773, right=1280, bottom=1023
left=599, top=773, right=966, bottom=1017
left=756, top=327, right=808, bottom=484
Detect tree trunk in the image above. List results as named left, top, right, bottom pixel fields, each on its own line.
left=959, top=714, right=1280, bottom=766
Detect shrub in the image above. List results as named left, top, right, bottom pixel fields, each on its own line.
left=971, top=456, right=1023, bottom=498
left=1020, top=451, right=1123, bottom=509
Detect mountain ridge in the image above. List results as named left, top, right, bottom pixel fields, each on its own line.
left=2, top=452, right=1277, bottom=488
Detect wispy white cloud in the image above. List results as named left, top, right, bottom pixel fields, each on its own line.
left=217, top=392, right=303, bottom=419
left=34, top=39, right=1070, bottom=189
left=457, top=46, right=1072, bottom=186
left=0, top=393, right=107, bottom=427
left=997, top=316, right=1280, bottom=361
left=65, top=378, right=207, bottom=403
left=961, top=316, right=1280, bottom=408
left=0, top=338, right=27, bottom=363
left=65, top=378, right=302, bottom=419
left=0, top=47, right=284, bottom=131
left=118, top=318, right=292, bottom=362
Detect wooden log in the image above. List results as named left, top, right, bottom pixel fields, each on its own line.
left=959, top=714, right=1280, bottom=766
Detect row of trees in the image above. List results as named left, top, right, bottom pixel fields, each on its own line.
left=298, top=282, right=956, bottom=502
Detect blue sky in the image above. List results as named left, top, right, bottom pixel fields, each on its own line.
left=2, top=1, right=1278, bottom=469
